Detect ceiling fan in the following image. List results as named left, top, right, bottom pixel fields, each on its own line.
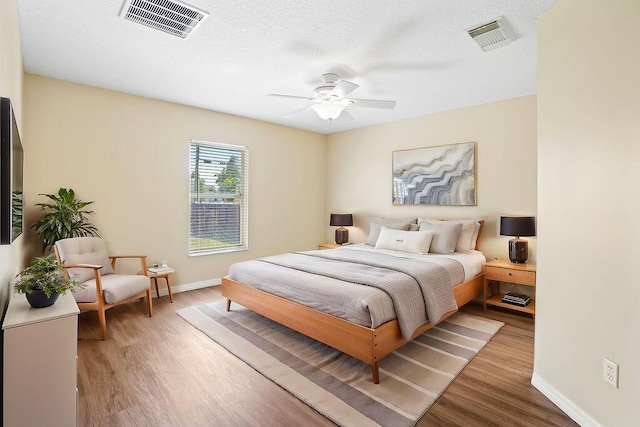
left=268, top=73, right=396, bottom=122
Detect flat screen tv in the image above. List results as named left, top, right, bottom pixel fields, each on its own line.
left=0, top=97, right=23, bottom=244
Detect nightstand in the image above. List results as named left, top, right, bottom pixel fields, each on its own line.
left=318, top=242, right=343, bottom=250
left=483, top=259, right=536, bottom=319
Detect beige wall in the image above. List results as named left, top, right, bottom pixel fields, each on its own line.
left=0, top=0, right=25, bottom=312
left=536, top=0, right=640, bottom=425
left=23, top=75, right=326, bottom=286
left=326, top=95, right=537, bottom=262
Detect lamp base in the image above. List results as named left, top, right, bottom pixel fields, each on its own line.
left=508, top=238, right=529, bottom=263
left=335, top=227, right=349, bottom=245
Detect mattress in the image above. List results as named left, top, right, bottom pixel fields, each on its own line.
left=227, top=244, right=486, bottom=329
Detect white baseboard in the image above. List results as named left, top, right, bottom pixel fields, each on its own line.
left=531, top=372, right=601, bottom=427
left=152, top=277, right=220, bottom=298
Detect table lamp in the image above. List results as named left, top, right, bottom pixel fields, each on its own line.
left=500, top=216, right=536, bottom=263
left=330, top=214, right=353, bottom=245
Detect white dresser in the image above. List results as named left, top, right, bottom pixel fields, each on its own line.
left=3, top=292, right=79, bottom=427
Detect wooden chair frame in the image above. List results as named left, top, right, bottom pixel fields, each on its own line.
left=54, top=246, right=153, bottom=340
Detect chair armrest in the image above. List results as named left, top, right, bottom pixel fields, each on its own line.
left=60, top=263, right=104, bottom=295
left=63, top=263, right=102, bottom=270
left=109, top=255, right=147, bottom=259
left=109, top=255, right=148, bottom=274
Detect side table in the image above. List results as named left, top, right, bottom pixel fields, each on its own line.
left=483, top=259, right=536, bottom=319
left=147, top=270, right=174, bottom=303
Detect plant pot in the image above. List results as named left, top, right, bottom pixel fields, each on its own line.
left=25, top=290, right=59, bottom=308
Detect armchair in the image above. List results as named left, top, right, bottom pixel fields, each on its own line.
left=54, top=237, right=153, bottom=340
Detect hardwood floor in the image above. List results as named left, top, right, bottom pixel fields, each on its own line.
left=77, top=287, right=577, bottom=426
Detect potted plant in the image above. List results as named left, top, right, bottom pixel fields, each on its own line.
left=31, top=187, right=99, bottom=252
left=14, top=256, right=82, bottom=308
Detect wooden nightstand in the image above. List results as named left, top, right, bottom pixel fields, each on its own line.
left=318, top=242, right=343, bottom=250
left=483, top=259, right=536, bottom=319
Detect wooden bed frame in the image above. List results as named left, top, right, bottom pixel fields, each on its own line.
left=222, top=219, right=485, bottom=384
left=222, top=273, right=483, bottom=384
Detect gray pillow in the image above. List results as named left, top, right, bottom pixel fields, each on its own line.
left=419, top=218, right=483, bottom=252
left=418, top=221, right=463, bottom=254
left=366, top=218, right=416, bottom=246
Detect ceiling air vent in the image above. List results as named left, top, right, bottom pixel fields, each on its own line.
left=120, top=0, right=208, bottom=39
left=467, top=17, right=517, bottom=52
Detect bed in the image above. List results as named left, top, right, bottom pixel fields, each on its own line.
left=222, top=219, right=485, bottom=384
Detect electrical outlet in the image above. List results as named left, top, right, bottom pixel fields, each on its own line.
left=603, top=358, right=619, bottom=388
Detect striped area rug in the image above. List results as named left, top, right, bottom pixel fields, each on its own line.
left=177, top=301, right=503, bottom=427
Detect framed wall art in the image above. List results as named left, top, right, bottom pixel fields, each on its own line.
left=392, top=141, right=476, bottom=206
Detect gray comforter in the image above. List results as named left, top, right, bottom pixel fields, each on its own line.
left=257, top=249, right=461, bottom=340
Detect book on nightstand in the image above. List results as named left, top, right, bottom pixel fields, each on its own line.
left=501, top=293, right=531, bottom=307
left=148, top=267, right=174, bottom=274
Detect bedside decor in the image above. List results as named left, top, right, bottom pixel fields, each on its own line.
left=500, top=216, right=536, bottom=263
left=393, top=142, right=476, bottom=206
left=329, top=213, right=352, bottom=244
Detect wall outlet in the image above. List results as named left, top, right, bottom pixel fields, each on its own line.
left=603, top=357, right=619, bottom=388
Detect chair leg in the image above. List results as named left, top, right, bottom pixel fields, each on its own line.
left=98, top=308, right=108, bottom=341
left=146, top=289, right=153, bottom=317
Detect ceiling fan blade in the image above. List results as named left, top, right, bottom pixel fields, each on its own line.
left=331, top=80, right=359, bottom=98
left=268, top=94, right=316, bottom=101
left=349, top=98, right=396, bottom=109
left=338, top=109, right=354, bottom=121
left=281, top=105, right=313, bottom=118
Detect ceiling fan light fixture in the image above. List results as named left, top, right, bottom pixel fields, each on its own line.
left=270, top=73, right=396, bottom=122
left=312, top=103, right=345, bottom=121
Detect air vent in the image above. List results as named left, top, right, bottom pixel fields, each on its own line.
left=467, top=17, right=517, bottom=52
left=120, top=0, right=208, bottom=39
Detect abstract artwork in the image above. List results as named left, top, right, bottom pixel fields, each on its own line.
left=393, top=142, right=476, bottom=206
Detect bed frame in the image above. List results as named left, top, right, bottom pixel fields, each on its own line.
left=223, top=220, right=485, bottom=384
left=222, top=273, right=483, bottom=384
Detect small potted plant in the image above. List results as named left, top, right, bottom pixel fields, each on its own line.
left=14, top=257, right=82, bottom=308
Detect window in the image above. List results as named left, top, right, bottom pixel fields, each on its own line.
left=189, top=140, right=248, bottom=255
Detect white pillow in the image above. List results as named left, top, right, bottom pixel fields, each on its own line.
left=375, top=227, right=434, bottom=254
left=418, top=218, right=482, bottom=253
left=417, top=221, right=463, bottom=254
left=366, top=218, right=416, bottom=246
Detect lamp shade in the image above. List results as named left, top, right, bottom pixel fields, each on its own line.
left=329, top=214, right=353, bottom=227
left=500, top=216, right=536, bottom=237
left=312, top=103, right=345, bottom=121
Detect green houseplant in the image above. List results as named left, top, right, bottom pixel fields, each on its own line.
left=14, top=256, right=81, bottom=308
left=31, top=187, right=99, bottom=252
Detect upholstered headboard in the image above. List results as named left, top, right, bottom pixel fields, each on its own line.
left=475, top=219, right=485, bottom=249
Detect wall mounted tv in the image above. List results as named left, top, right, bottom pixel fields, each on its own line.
left=0, top=97, right=23, bottom=244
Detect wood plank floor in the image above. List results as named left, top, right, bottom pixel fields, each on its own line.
left=77, top=287, right=577, bottom=426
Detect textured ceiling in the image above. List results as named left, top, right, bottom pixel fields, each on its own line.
left=17, top=0, right=556, bottom=134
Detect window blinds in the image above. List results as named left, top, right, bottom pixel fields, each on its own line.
left=189, top=141, right=248, bottom=255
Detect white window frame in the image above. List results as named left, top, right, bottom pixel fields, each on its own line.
left=189, top=140, right=248, bottom=256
